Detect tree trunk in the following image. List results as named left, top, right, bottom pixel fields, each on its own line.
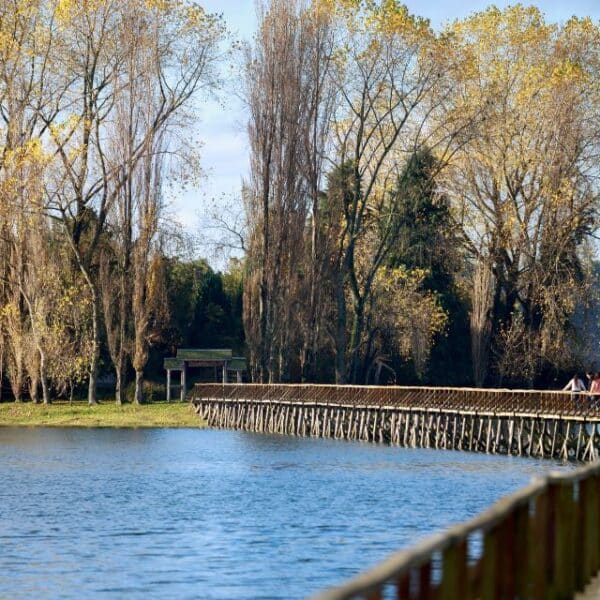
left=115, top=354, right=125, bottom=405
left=259, top=165, right=271, bottom=384
left=29, top=375, right=40, bottom=404
left=40, top=350, right=50, bottom=405
left=335, top=269, right=347, bottom=384
left=134, top=369, right=143, bottom=405
left=302, top=193, right=320, bottom=383
left=88, top=287, right=100, bottom=405
left=11, top=360, right=23, bottom=403
left=348, top=300, right=365, bottom=384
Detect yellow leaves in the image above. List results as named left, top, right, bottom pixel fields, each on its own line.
left=55, top=0, right=76, bottom=22
left=564, top=16, right=598, bottom=40
left=447, top=5, right=558, bottom=96
left=550, top=59, right=587, bottom=85
left=0, top=30, right=18, bottom=60
left=370, top=265, right=448, bottom=376
left=183, top=4, right=206, bottom=29
left=144, top=0, right=170, bottom=11
left=313, top=0, right=360, bottom=19
left=450, top=4, right=553, bottom=49
left=0, top=301, right=19, bottom=321
left=5, top=138, right=47, bottom=168
left=0, top=137, right=48, bottom=209
left=48, top=114, right=80, bottom=145
left=374, top=266, right=448, bottom=332
left=0, top=0, right=41, bottom=60
left=368, top=0, right=430, bottom=41
left=55, top=0, right=112, bottom=23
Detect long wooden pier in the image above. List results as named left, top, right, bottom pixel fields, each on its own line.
left=191, top=383, right=600, bottom=462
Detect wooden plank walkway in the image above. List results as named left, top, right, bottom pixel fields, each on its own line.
left=191, top=383, right=600, bottom=461
left=191, top=382, right=600, bottom=421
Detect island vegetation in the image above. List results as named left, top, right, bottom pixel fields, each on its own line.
left=0, top=0, right=598, bottom=411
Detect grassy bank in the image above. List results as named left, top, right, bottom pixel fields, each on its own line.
left=0, top=400, right=204, bottom=428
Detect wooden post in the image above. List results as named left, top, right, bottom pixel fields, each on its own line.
left=589, top=475, right=600, bottom=578
left=513, top=503, right=530, bottom=599
left=418, top=562, right=432, bottom=600
left=553, top=482, right=575, bottom=597
left=166, top=369, right=171, bottom=402
left=181, top=364, right=187, bottom=402
left=480, top=526, right=498, bottom=600
left=237, top=370, right=242, bottom=383
left=223, top=362, right=228, bottom=384
left=579, top=478, right=593, bottom=590
left=440, top=539, right=467, bottom=600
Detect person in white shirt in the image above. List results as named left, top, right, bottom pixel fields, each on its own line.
left=563, top=373, right=587, bottom=408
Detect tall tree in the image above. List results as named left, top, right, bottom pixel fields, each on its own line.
left=441, top=6, right=600, bottom=384
left=324, top=1, right=462, bottom=383
left=244, top=0, right=333, bottom=382
left=44, top=0, right=225, bottom=403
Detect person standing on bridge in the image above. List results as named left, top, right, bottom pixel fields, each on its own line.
left=563, top=373, right=587, bottom=409
left=588, top=373, right=600, bottom=408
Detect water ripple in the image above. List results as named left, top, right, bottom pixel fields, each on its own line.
left=0, top=427, right=573, bottom=599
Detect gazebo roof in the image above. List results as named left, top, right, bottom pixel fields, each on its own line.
left=176, top=348, right=233, bottom=360
left=164, top=349, right=246, bottom=372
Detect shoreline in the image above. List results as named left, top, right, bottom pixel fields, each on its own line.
left=0, top=400, right=204, bottom=428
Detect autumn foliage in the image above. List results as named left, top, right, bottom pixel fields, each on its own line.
left=243, top=1, right=599, bottom=385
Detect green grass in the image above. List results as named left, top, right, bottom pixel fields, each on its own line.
left=0, top=400, right=204, bottom=428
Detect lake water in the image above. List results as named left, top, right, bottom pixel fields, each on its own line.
left=0, top=427, right=572, bottom=599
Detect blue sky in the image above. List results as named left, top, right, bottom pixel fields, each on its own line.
left=180, top=1, right=600, bottom=264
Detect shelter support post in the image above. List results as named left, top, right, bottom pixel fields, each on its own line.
left=181, top=365, right=187, bottom=402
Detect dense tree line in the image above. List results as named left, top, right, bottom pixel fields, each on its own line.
left=242, top=1, right=600, bottom=387
left=1, top=0, right=598, bottom=400
left=0, top=0, right=226, bottom=403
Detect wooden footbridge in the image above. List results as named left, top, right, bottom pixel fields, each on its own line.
left=191, top=383, right=600, bottom=462
left=191, top=383, right=600, bottom=599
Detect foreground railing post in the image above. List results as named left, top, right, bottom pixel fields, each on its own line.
left=581, top=472, right=600, bottom=585
left=552, top=480, right=576, bottom=598
left=513, top=504, right=530, bottom=599
left=440, top=539, right=467, bottom=600
left=498, top=512, right=518, bottom=598
left=480, top=525, right=498, bottom=599
left=588, top=474, right=600, bottom=578
left=529, top=488, right=549, bottom=600
left=418, top=562, right=432, bottom=600
left=575, top=478, right=587, bottom=593
left=397, top=571, right=410, bottom=599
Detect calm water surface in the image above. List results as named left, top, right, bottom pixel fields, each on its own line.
left=0, top=427, right=572, bottom=599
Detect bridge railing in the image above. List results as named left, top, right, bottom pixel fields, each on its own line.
left=311, top=460, right=600, bottom=600
left=191, top=383, right=600, bottom=417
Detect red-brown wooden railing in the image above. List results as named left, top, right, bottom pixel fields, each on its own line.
left=311, top=462, right=600, bottom=600
left=191, top=383, right=600, bottom=418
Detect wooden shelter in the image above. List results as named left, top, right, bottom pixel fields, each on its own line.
left=164, top=349, right=246, bottom=401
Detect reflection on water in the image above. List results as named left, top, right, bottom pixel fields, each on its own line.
left=0, top=427, right=572, bottom=599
